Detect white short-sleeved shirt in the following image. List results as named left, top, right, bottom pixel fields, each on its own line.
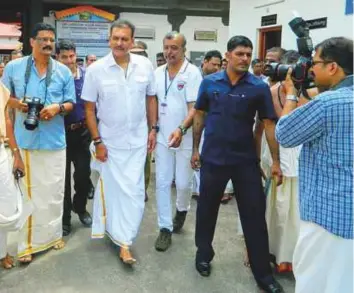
left=81, top=52, right=156, bottom=149
left=155, top=59, right=202, bottom=150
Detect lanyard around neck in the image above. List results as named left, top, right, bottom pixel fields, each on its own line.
left=164, top=61, right=189, bottom=99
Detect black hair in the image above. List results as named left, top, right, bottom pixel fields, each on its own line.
left=110, top=19, right=135, bottom=38
left=31, top=22, right=55, bottom=38
left=204, top=50, right=222, bottom=61
left=266, top=47, right=287, bottom=57
left=315, top=37, right=353, bottom=75
left=55, top=39, right=76, bottom=55
left=251, top=58, right=262, bottom=66
left=227, top=36, right=253, bottom=52
left=280, top=50, right=300, bottom=65
left=156, top=52, right=164, bottom=58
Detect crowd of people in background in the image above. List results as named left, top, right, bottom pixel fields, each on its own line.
left=0, top=18, right=352, bottom=293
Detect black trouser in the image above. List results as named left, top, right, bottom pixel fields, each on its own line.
left=63, top=127, right=91, bottom=225
left=195, top=161, right=272, bottom=282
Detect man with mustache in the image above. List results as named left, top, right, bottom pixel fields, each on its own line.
left=82, top=19, right=157, bottom=264
left=153, top=32, right=202, bottom=252
left=56, top=40, right=92, bottom=236
left=169, top=35, right=284, bottom=292
left=3, top=22, right=76, bottom=264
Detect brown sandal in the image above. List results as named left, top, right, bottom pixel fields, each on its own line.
left=18, top=254, right=33, bottom=264
left=1, top=254, right=15, bottom=269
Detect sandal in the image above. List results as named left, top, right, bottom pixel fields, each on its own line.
left=18, top=254, right=33, bottom=264
left=1, top=254, right=15, bottom=269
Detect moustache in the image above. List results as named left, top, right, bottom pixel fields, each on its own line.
left=42, top=46, right=52, bottom=51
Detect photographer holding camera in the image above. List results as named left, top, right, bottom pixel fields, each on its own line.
left=276, top=37, right=353, bottom=293
left=2, top=23, right=75, bottom=264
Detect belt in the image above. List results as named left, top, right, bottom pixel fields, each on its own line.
left=66, top=121, right=87, bottom=131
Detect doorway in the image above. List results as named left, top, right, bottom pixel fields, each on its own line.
left=258, top=26, right=282, bottom=60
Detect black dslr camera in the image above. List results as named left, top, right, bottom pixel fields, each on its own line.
left=264, top=16, right=315, bottom=95
left=23, top=97, right=44, bottom=131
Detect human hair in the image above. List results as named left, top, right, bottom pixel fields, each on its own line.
left=55, top=40, right=76, bottom=55
left=251, top=58, right=262, bottom=66
left=135, top=40, right=147, bottom=50
left=85, top=54, right=95, bottom=61
left=11, top=50, right=22, bottom=56
left=204, top=50, right=222, bottom=61
left=266, top=47, right=287, bottom=57
left=280, top=50, right=300, bottom=65
left=110, top=19, right=135, bottom=38
left=227, top=36, right=253, bottom=52
left=163, top=31, right=187, bottom=48
left=156, top=52, right=164, bottom=58
left=315, top=37, right=353, bottom=75
left=31, top=22, right=55, bottom=38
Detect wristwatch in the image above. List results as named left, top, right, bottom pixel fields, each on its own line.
left=151, top=125, right=159, bottom=133
left=178, top=125, right=188, bottom=135
left=59, top=103, right=66, bottom=115
left=286, top=95, right=299, bottom=103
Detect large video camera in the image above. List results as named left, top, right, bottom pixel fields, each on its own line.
left=23, top=97, right=44, bottom=131
left=264, top=15, right=315, bottom=95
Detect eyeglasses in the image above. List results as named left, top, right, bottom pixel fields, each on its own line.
left=35, top=37, right=55, bottom=43
left=311, top=60, right=334, bottom=67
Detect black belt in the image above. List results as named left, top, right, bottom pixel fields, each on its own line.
left=66, top=121, right=87, bottom=131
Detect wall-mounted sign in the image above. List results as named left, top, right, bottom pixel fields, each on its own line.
left=194, top=30, right=217, bottom=42
left=261, top=14, right=277, bottom=26
left=55, top=6, right=116, bottom=58
left=306, top=17, right=327, bottom=30
left=346, top=0, right=353, bottom=15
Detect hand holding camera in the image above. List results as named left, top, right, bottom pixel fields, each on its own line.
left=39, top=104, right=60, bottom=121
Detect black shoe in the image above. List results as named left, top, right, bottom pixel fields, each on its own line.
left=88, top=186, right=94, bottom=200
left=258, top=279, right=284, bottom=293
left=78, top=211, right=92, bottom=227
left=196, top=261, right=211, bottom=277
left=173, top=210, right=187, bottom=233
left=63, top=224, right=71, bottom=236
left=145, top=192, right=149, bottom=202
left=155, top=228, right=172, bottom=252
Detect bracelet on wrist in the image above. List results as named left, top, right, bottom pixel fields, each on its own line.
left=94, top=139, right=103, bottom=146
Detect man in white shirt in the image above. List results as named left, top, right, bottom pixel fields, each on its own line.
left=82, top=20, right=158, bottom=264
left=154, top=32, right=202, bottom=252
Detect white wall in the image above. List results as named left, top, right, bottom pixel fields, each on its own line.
left=121, top=13, right=228, bottom=66
left=229, top=0, right=353, bottom=57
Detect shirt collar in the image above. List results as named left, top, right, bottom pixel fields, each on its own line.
left=332, top=75, right=354, bottom=90
left=216, top=70, right=258, bottom=85
left=106, top=52, right=139, bottom=68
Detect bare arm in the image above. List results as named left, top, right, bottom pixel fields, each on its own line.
left=146, top=95, right=158, bottom=129
left=85, top=101, right=99, bottom=139
left=192, top=109, right=206, bottom=152
left=263, top=119, right=280, bottom=164
left=253, top=115, right=264, bottom=161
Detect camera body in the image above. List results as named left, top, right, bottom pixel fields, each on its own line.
left=23, top=97, right=44, bottom=131
left=263, top=16, right=314, bottom=90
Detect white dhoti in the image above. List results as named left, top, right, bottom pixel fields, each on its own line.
left=91, top=145, right=146, bottom=248
left=266, top=177, right=300, bottom=263
left=0, top=145, right=22, bottom=259
left=17, top=149, right=65, bottom=258
left=155, top=143, right=193, bottom=231
left=293, top=221, right=354, bottom=293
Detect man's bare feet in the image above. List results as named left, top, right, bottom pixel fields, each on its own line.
left=53, top=239, right=65, bottom=250
left=1, top=254, right=15, bottom=269
left=243, top=249, right=250, bottom=267
left=18, top=254, right=33, bottom=264
left=119, top=247, right=136, bottom=265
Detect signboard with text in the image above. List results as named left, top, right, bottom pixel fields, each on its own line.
left=55, top=6, right=116, bottom=58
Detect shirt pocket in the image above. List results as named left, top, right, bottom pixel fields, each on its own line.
left=228, top=93, right=252, bottom=120
left=134, top=76, right=148, bottom=94
left=100, top=80, right=121, bottom=100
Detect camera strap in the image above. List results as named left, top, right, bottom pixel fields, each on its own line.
left=24, top=55, right=53, bottom=102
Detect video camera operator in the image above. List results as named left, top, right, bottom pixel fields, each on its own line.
left=2, top=22, right=75, bottom=264
left=276, top=37, right=353, bottom=293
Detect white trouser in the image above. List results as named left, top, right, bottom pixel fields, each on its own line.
left=293, top=221, right=353, bottom=293
left=155, top=143, right=193, bottom=231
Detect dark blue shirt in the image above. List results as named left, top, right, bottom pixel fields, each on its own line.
left=65, top=66, right=85, bottom=125
left=195, top=71, right=276, bottom=165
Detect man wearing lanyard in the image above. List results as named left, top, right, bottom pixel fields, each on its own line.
left=56, top=40, right=92, bottom=237
left=3, top=23, right=75, bottom=263
left=154, top=32, right=202, bottom=252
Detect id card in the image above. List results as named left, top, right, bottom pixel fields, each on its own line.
left=161, top=102, right=167, bottom=115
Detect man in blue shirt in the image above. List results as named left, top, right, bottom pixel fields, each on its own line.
left=276, top=37, right=353, bottom=293
left=3, top=23, right=75, bottom=263
left=169, top=36, right=283, bottom=293
left=56, top=40, right=92, bottom=236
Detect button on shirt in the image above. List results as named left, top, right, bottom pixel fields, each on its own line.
left=81, top=52, right=156, bottom=149
left=155, top=59, right=202, bottom=149
left=195, top=71, right=276, bottom=165
left=2, top=56, right=76, bottom=150
left=276, top=75, right=353, bottom=239
left=65, top=66, right=85, bottom=125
